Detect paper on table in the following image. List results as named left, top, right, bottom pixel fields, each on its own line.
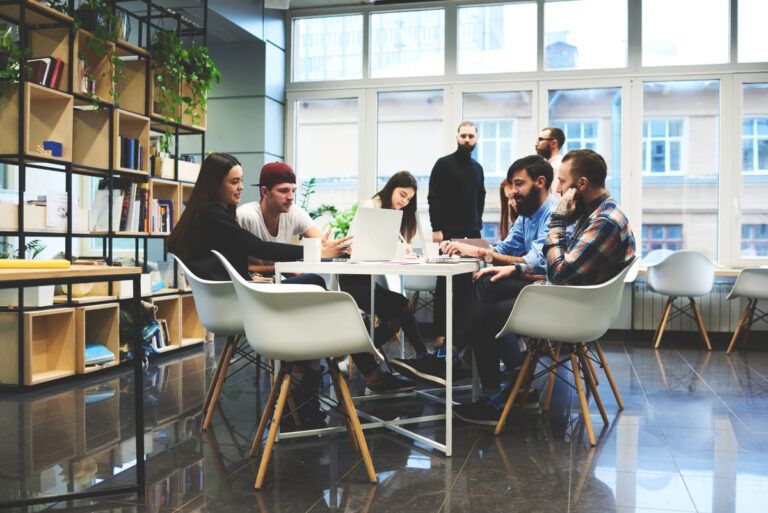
left=46, top=191, right=68, bottom=227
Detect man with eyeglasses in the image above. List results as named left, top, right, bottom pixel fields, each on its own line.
left=535, top=127, right=566, bottom=198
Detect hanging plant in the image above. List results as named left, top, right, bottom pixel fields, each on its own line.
left=73, top=0, right=124, bottom=106
left=0, top=24, right=29, bottom=83
left=182, top=42, right=220, bottom=126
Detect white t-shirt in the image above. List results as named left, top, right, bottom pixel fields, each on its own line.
left=236, top=202, right=315, bottom=243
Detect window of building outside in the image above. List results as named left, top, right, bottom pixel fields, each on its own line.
left=295, top=98, right=360, bottom=211
left=370, top=9, right=444, bottom=79
left=642, top=0, right=729, bottom=66
left=548, top=87, right=622, bottom=201
left=482, top=222, right=501, bottom=242
left=292, top=15, right=363, bottom=82
left=741, top=224, right=768, bottom=257
left=738, top=0, right=768, bottom=63
left=642, top=120, right=683, bottom=175
left=642, top=80, right=720, bottom=261
left=740, top=83, right=768, bottom=259
left=642, top=224, right=683, bottom=256
left=457, top=2, right=537, bottom=74
left=550, top=121, right=598, bottom=153
left=543, top=0, right=627, bottom=70
left=474, top=119, right=515, bottom=182
left=376, top=91, right=444, bottom=210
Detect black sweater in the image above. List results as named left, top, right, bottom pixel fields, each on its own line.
left=427, top=149, right=486, bottom=233
left=183, top=202, right=302, bottom=281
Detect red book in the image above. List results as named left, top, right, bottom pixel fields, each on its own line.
left=48, top=57, right=63, bottom=88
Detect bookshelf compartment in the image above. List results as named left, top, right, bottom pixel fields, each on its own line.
left=149, top=67, right=179, bottom=121
left=75, top=303, right=120, bottom=374
left=114, top=109, right=150, bottom=174
left=74, top=29, right=115, bottom=103
left=153, top=155, right=201, bottom=183
left=180, top=295, right=205, bottom=346
left=28, top=26, right=70, bottom=92
left=151, top=295, right=181, bottom=352
left=149, top=179, right=179, bottom=235
left=116, top=56, right=147, bottom=115
left=0, top=203, right=88, bottom=233
left=26, top=82, right=74, bottom=161
left=180, top=80, right=206, bottom=130
left=73, top=105, right=110, bottom=170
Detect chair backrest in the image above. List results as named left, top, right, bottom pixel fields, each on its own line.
left=642, top=248, right=674, bottom=267
left=170, top=253, right=243, bottom=336
left=727, top=267, right=768, bottom=302
left=497, top=258, right=637, bottom=343
left=211, top=250, right=381, bottom=362
left=646, top=250, right=715, bottom=298
left=402, top=275, right=438, bottom=292
left=609, top=258, right=642, bottom=324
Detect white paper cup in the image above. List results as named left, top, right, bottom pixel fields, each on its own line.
left=303, top=238, right=321, bottom=263
left=395, top=241, right=407, bottom=259
left=424, top=242, right=440, bottom=259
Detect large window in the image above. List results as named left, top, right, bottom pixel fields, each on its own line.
left=642, top=120, right=683, bottom=175
left=741, top=224, right=768, bottom=257
left=457, top=3, right=537, bottom=75
left=550, top=121, right=598, bottom=153
left=642, top=224, right=683, bottom=256
left=739, top=82, right=768, bottom=260
left=543, top=0, right=627, bottom=70
left=292, top=15, right=363, bottom=82
left=295, top=98, right=359, bottom=210
left=549, top=87, right=622, bottom=201
left=370, top=10, right=444, bottom=79
left=738, top=0, right=768, bottom=63
left=376, top=91, right=444, bottom=209
left=642, top=80, right=720, bottom=260
left=642, top=0, right=729, bottom=66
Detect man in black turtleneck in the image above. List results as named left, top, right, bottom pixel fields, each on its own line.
left=428, top=121, right=486, bottom=243
left=426, top=121, right=486, bottom=351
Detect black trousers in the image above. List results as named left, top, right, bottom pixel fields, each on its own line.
left=340, top=274, right=428, bottom=376
left=433, top=229, right=482, bottom=337
left=461, top=274, right=529, bottom=390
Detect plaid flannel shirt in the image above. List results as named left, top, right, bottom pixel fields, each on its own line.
left=515, top=193, right=635, bottom=285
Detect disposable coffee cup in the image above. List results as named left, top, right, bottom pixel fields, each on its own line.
left=303, top=238, right=321, bottom=263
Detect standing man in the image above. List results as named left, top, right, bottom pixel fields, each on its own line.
left=237, top=162, right=322, bottom=275
left=428, top=121, right=486, bottom=243
left=427, top=121, right=486, bottom=349
left=535, top=127, right=566, bottom=197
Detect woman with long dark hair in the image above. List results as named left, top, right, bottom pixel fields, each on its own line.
left=341, top=171, right=428, bottom=395
left=498, top=179, right=519, bottom=240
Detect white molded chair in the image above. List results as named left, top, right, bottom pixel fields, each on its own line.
left=171, top=253, right=253, bottom=430
left=212, top=250, right=380, bottom=489
left=646, top=250, right=715, bottom=350
left=494, top=259, right=637, bottom=446
left=725, top=267, right=768, bottom=354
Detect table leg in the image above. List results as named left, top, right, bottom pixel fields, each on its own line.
left=445, top=276, right=453, bottom=457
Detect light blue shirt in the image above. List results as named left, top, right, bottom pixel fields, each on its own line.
left=493, top=195, right=557, bottom=267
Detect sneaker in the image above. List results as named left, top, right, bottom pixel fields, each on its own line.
left=390, top=352, right=470, bottom=387
left=364, top=372, right=417, bottom=396
left=499, top=386, right=540, bottom=410
left=453, top=398, right=502, bottom=426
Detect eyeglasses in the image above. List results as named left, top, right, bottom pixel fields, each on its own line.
left=537, top=137, right=554, bottom=142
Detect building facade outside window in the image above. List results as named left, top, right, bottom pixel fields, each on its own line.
left=642, top=224, right=683, bottom=255
left=741, top=224, right=768, bottom=257
left=550, top=120, right=598, bottom=153
left=370, top=9, right=444, bottom=78
left=642, top=120, right=683, bottom=175
left=292, top=15, right=363, bottom=82
left=742, top=117, right=768, bottom=173
left=473, top=119, right=515, bottom=179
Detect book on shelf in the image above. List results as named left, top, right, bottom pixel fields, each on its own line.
left=159, top=319, right=170, bottom=347
left=27, top=57, right=64, bottom=88
left=157, top=199, right=174, bottom=234
left=118, top=137, right=145, bottom=171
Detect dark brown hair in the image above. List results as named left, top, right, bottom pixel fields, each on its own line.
left=167, top=152, right=241, bottom=261
left=544, top=126, right=566, bottom=148
left=376, top=170, right=418, bottom=243
left=562, top=149, right=607, bottom=188
left=499, top=180, right=518, bottom=238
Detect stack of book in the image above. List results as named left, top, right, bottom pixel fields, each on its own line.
left=77, top=59, right=96, bottom=95
left=152, top=198, right=174, bottom=234
left=27, top=57, right=65, bottom=89
left=92, top=178, right=151, bottom=232
left=118, top=137, right=145, bottom=171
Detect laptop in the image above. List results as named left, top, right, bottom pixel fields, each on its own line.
left=348, top=207, right=403, bottom=262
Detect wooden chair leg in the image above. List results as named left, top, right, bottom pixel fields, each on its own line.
left=593, top=341, right=623, bottom=411
left=571, top=353, right=596, bottom=446
left=585, top=345, right=600, bottom=386
left=495, top=352, right=534, bottom=435
left=204, top=338, right=238, bottom=430
left=542, top=343, right=561, bottom=413
left=519, top=350, right=540, bottom=407
left=727, top=302, right=752, bottom=355
left=332, top=366, right=377, bottom=483
left=741, top=302, right=758, bottom=349
left=203, top=335, right=237, bottom=418
left=328, top=361, right=359, bottom=452
left=654, top=297, right=674, bottom=349
left=578, top=344, right=608, bottom=425
left=690, top=298, right=712, bottom=351
left=250, top=367, right=286, bottom=457
left=286, top=396, right=303, bottom=428
left=255, top=369, right=293, bottom=489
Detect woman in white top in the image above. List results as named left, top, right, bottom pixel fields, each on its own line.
left=342, top=171, right=428, bottom=394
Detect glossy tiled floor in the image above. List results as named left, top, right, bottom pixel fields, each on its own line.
left=3, top=337, right=768, bottom=513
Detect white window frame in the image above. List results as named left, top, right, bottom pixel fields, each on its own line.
left=641, top=118, right=685, bottom=176
left=473, top=118, right=517, bottom=177
left=291, top=13, right=365, bottom=83
left=741, top=116, right=768, bottom=174
left=549, top=119, right=599, bottom=154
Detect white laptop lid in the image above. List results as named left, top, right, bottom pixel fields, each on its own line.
left=349, top=207, right=403, bottom=262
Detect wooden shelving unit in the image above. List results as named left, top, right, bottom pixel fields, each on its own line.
left=180, top=80, right=206, bottom=130
left=149, top=67, right=179, bottom=121
left=29, top=26, right=70, bottom=93
left=149, top=178, right=179, bottom=234
left=74, top=29, right=115, bottom=103
left=151, top=295, right=181, bottom=352
left=73, top=102, right=111, bottom=171
left=75, top=304, right=120, bottom=374
left=116, top=50, right=147, bottom=115
left=114, top=109, right=150, bottom=174
left=180, top=294, right=205, bottom=347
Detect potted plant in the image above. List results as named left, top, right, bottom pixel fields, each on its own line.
left=72, top=0, right=123, bottom=105
left=0, top=239, right=55, bottom=307
left=0, top=24, right=28, bottom=83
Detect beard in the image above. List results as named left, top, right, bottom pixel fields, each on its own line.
left=514, top=189, right=540, bottom=217
left=536, top=146, right=552, bottom=160
left=457, top=142, right=475, bottom=154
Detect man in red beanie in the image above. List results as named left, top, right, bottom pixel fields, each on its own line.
left=237, top=162, right=322, bottom=274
